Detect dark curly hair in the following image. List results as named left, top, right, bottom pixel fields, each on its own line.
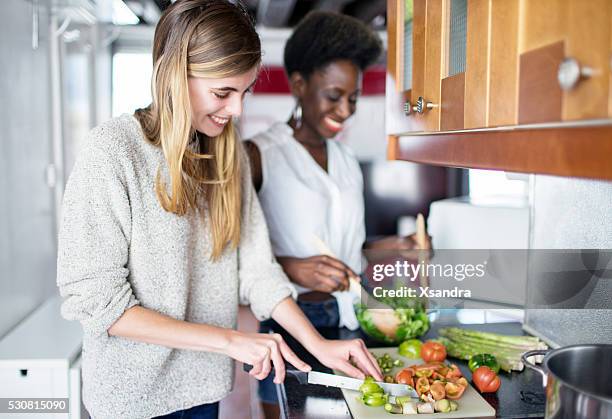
left=284, top=11, right=383, bottom=79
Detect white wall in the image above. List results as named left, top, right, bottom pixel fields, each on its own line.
left=524, top=175, right=612, bottom=346
left=0, top=0, right=57, bottom=338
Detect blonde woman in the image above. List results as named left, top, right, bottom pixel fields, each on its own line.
left=56, top=1, right=381, bottom=418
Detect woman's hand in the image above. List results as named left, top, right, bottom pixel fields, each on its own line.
left=277, top=255, right=355, bottom=293
left=223, top=331, right=311, bottom=384
left=309, top=338, right=383, bottom=381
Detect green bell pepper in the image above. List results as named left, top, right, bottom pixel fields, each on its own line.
left=468, top=353, right=500, bottom=374
left=398, top=339, right=423, bottom=359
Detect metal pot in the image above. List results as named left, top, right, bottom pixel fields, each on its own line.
left=522, top=345, right=612, bottom=419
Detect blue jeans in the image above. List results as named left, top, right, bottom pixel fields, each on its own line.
left=153, top=402, right=219, bottom=419
left=258, top=298, right=339, bottom=404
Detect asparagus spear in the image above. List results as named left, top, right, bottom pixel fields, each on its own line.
left=437, top=328, right=548, bottom=372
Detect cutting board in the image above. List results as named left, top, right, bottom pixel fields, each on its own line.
left=334, top=347, right=496, bottom=419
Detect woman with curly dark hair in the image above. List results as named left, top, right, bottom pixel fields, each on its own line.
left=244, top=11, right=425, bottom=418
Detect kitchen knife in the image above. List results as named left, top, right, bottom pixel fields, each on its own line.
left=243, top=364, right=419, bottom=398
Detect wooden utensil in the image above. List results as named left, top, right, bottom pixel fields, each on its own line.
left=311, top=235, right=365, bottom=297
left=311, top=235, right=399, bottom=339
left=415, top=213, right=429, bottom=290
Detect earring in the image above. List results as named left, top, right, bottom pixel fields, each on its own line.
left=292, top=102, right=302, bottom=130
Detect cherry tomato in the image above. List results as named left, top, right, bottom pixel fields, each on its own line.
left=472, top=366, right=501, bottom=393
left=445, top=382, right=466, bottom=400
left=420, top=341, right=447, bottom=362
left=395, top=369, right=414, bottom=387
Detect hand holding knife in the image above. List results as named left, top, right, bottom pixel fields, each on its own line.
left=243, top=363, right=419, bottom=398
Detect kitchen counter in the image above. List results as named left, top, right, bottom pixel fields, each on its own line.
left=269, top=321, right=546, bottom=419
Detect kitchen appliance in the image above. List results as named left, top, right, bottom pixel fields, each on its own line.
left=522, top=344, right=612, bottom=419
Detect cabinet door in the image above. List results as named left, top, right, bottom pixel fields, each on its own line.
left=386, top=0, right=422, bottom=136
left=388, top=0, right=467, bottom=134
left=441, top=0, right=468, bottom=130
left=418, top=0, right=445, bottom=131
left=464, top=0, right=521, bottom=128
left=518, top=0, right=611, bottom=123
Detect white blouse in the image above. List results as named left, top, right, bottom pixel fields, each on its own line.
left=250, top=122, right=366, bottom=330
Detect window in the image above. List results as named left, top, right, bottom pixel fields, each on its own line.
left=112, top=52, right=152, bottom=117
left=468, top=169, right=529, bottom=200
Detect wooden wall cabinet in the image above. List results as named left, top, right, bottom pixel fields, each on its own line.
left=386, top=0, right=612, bottom=180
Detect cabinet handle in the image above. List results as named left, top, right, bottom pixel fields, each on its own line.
left=557, top=57, right=594, bottom=91
left=403, top=100, right=412, bottom=115
left=413, top=96, right=437, bottom=114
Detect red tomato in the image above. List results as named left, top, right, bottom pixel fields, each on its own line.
left=415, top=362, right=443, bottom=372
left=472, top=366, right=501, bottom=393
left=429, top=381, right=446, bottom=400
left=455, top=377, right=469, bottom=388
left=415, top=376, right=430, bottom=396
left=445, top=363, right=463, bottom=379
left=395, top=369, right=414, bottom=387
left=420, top=341, right=447, bottom=362
left=431, top=371, right=446, bottom=381
left=445, top=382, right=466, bottom=400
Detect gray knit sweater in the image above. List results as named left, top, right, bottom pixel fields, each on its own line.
left=57, top=114, right=296, bottom=419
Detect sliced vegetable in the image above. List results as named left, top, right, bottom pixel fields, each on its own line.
left=415, top=368, right=433, bottom=378
left=449, top=400, right=459, bottom=411
left=384, top=403, right=403, bottom=414
left=358, top=380, right=383, bottom=396
left=444, top=382, right=466, bottom=400
left=434, top=399, right=452, bottom=413
left=393, top=396, right=413, bottom=405
left=429, top=381, right=446, bottom=400
left=445, top=363, right=463, bottom=379
left=417, top=401, right=435, bottom=414
left=473, top=366, right=501, bottom=393
left=362, top=392, right=388, bottom=407
left=421, top=340, right=447, bottom=362
left=415, top=376, right=430, bottom=396
left=395, top=369, right=414, bottom=387
left=387, top=400, right=419, bottom=414
left=398, top=339, right=423, bottom=359
left=401, top=401, right=419, bottom=414
left=455, top=377, right=469, bottom=388
left=469, top=353, right=501, bottom=374
left=415, top=362, right=443, bottom=371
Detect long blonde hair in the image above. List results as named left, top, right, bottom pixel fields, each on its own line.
left=135, top=0, right=261, bottom=260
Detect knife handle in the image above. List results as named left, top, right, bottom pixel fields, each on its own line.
left=242, top=363, right=308, bottom=384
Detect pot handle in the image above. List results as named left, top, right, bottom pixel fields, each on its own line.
left=521, top=349, right=549, bottom=387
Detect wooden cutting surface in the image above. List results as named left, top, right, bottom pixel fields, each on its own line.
left=336, top=347, right=495, bottom=419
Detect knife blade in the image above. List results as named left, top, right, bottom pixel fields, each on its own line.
left=242, top=364, right=419, bottom=398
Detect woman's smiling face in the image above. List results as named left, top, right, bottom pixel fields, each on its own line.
left=188, top=66, right=259, bottom=137
left=296, top=59, right=362, bottom=140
